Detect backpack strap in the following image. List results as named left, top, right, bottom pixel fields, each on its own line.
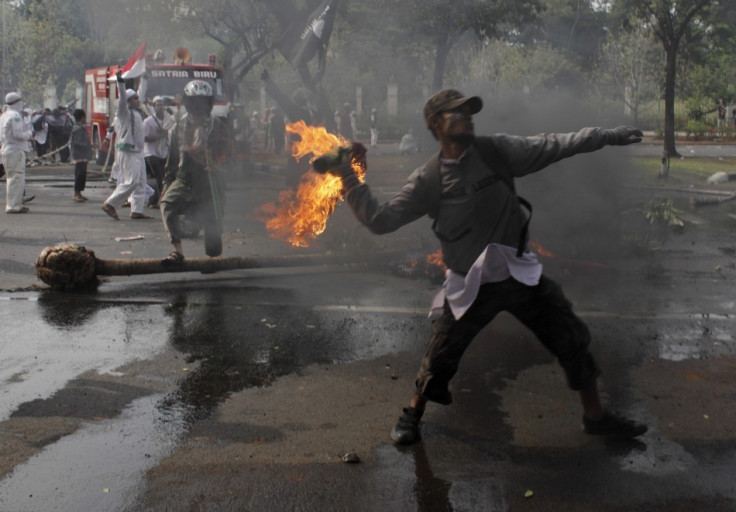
left=425, top=139, right=533, bottom=257
left=424, top=153, right=442, bottom=220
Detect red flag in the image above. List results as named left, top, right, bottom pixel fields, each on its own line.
left=119, top=43, right=147, bottom=79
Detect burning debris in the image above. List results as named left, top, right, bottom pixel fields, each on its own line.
left=528, top=240, right=554, bottom=258
left=257, top=121, right=365, bottom=247
left=389, top=249, right=446, bottom=284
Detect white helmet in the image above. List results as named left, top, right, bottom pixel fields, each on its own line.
left=5, top=92, right=22, bottom=105
left=183, top=80, right=213, bottom=97
left=182, top=80, right=214, bottom=118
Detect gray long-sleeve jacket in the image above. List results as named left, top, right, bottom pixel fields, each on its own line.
left=344, top=127, right=618, bottom=273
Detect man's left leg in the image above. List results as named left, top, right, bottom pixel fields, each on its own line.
left=514, top=275, right=647, bottom=438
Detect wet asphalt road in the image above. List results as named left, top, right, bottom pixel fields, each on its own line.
left=1, top=142, right=736, bottom=511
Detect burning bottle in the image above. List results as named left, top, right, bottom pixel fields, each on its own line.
left=311, top=145, right=352, bottom=174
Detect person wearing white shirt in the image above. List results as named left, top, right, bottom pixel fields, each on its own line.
left=0, top=92, right=33, bottom=213
left=143, top=96, right=174, bottom=207
left=101, top=69, right=151, bottom=220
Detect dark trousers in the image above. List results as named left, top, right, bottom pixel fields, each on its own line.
left=145, top=156, right=166, bottom=205
left=74, top=161, right=87, bottom=193
left=35, top=141, right=49, bottom=157
left=416, top=276, right=601, bottom=404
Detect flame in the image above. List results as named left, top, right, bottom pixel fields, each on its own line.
left=425, top=249, right=446, bottom=270
left=257, top=121, right=365, bottom=247
left=529, top=240, right=554, bottom=258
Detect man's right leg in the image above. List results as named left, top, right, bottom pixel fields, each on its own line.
left=160, top=199, right=187, bottom=265
left=392, top=295, right=497, bottom=445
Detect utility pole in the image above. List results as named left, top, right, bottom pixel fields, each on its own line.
left=2, top=0, right=6, bottom=97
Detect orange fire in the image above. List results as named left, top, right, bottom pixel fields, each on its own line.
left=529, top=240, right=555, bottom=258
left=425, top=249, right=446, bottom=270
left=257, top=121, right=365, bottom=247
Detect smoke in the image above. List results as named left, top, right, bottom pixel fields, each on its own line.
left=469, top=88, right=635, bottom=262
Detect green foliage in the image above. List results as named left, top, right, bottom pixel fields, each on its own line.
left=1, top=0, right=735, bottom=144
left=620, top=198, right=684, bottom=253
left=684, top=119, right=711, bottom=139
left=642, top=198, right=683, bottom=227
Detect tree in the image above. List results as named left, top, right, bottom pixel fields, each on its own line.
left=618, top=0, right=730, bottom=162
left=531, top=0, right=609, bottom=70
left=594, top=22, right=662, bottom=126
left=5, top=0, right=99, bottom=105
left=371, top=0, right=542, bottom=93
left=171, top=0, right=276, bottom=100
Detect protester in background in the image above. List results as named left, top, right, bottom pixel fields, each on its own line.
left=251, top=110, right=260, bottom=149
left=261, top=107, right=272, bottom=151
left=101, top=69, right=152, bottom=220
left=369, top=108, right=379, bottom=147
left=229, top=104, right=250, bottom=163
left=160, top=79, right=230, bottom=265
left=0, top=92, right=33, bottom=213
left=47, top=106, right=73, bottom=163
left=261, top=69, right=317, bottom=187
left=717, top=98, right=726, bottom=128
left=268, top=106, right=285, bottom=154
left=103, top=124, right=119, bottom=184
left=143, top=95, right=174, bottom=208
left=350, top=109, right=358, bottom=140
left=320, top=89, right=648, bottom=445
left=398, top=128, right=418, bottom=154
left=334, top=109, right=341, bottom=134
left=31, top=108, right=50, bottom=157
left=339, top=102, right=353, bottom=140
left=70, top=109, right=93, bottom=202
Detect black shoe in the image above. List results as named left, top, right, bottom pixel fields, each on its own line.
left=583, top=411, right=648, bottom=438
left=391, top=407, right=423, bottom=445
left=22, top=194, right=35, bottom=204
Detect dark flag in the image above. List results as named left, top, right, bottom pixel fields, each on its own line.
left=278, top=0, right=339, bottom=73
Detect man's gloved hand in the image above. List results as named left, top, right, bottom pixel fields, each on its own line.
left=608, top=126, right=643, bottom=145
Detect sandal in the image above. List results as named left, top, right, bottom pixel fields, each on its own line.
left=161, top=251, right=185, bottom=267
left=101, top=203, right=119, bottom=220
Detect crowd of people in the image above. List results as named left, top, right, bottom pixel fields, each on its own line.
left=0, top=71, right=231, bottom=266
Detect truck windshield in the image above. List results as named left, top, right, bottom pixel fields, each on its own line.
left=145, top=67, right=227, bottom=102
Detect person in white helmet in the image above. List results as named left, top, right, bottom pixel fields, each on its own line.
left=0, top=92, right=33, bottom=213
left=101, top=69, right=152, bottom=220
left=159, top=79, right=231, bottom=265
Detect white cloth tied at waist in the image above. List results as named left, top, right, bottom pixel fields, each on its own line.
left=430, top=243, right=543, bottom=320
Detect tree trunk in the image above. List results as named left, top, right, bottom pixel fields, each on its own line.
left=662, top=44, right=680, bottom=167
left=431, top=33, right=450, bottom=93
